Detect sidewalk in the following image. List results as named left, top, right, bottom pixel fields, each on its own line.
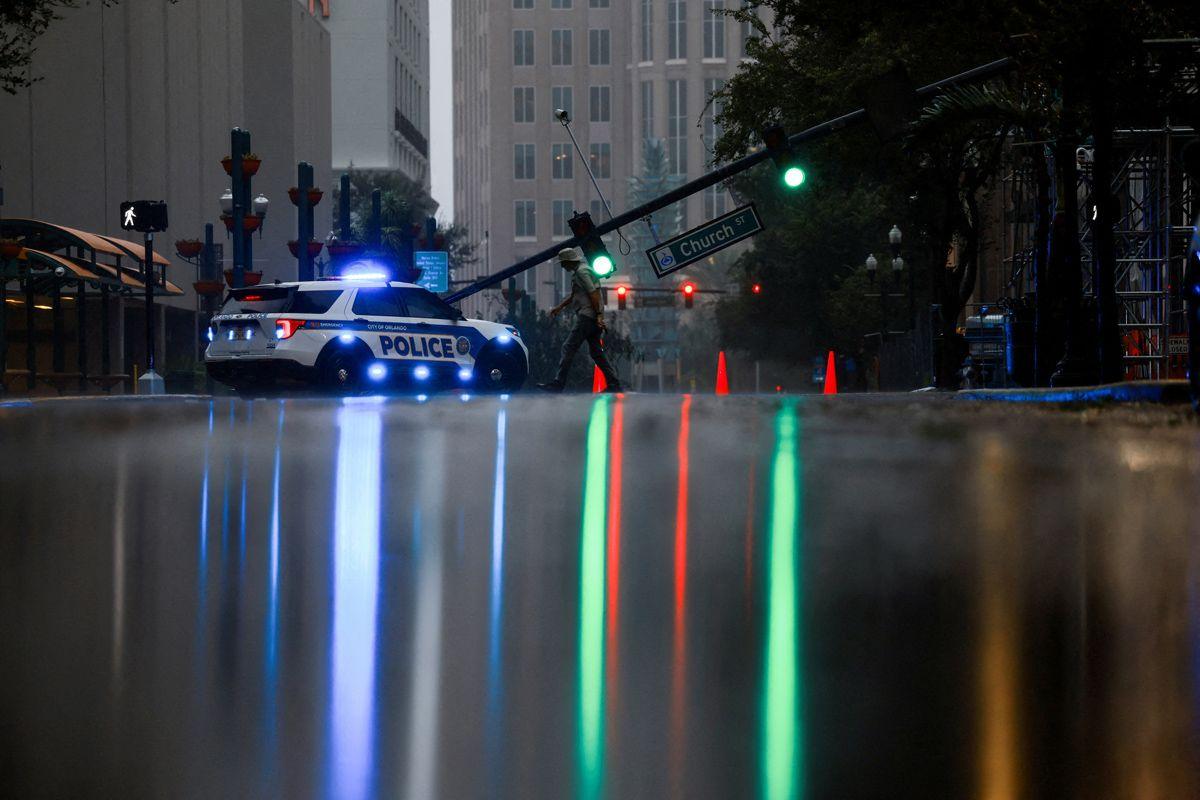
left=957, top=380, right=1191, bottom=405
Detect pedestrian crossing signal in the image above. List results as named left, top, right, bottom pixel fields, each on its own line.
left=120, top=201, right=169, bottom=233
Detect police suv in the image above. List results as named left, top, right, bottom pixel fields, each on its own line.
left=205, top=279, right=528, bottom=395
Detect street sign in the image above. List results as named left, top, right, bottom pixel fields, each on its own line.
left=120, top=201, right=169, bottom=233
left=414, top=250, right=449, bottom=293
left=647, top=203, right=763, bottom=278
left=636, top=293, right=677, bottom=309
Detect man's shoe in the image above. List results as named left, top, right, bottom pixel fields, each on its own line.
left=537, top=381, right=565, bottom=393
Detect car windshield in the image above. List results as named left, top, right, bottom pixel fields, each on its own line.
left=219, top=287, right=342, bottom=315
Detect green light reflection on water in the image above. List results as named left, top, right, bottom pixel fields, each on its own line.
left=762, top=401, right=803, bottom=800
left=577, top=397, right=610, bottom=800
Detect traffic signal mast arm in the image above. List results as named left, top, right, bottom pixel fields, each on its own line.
left=444, top=57, right=1014, bottom=305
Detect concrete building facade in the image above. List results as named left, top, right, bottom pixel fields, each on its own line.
left=329, top=0, right=430, bottom=189
left=452, top=0, right=635, bottom=317
left=0, top=0, right=333, bottom=381
left=451, top=0, right=760, bottom=385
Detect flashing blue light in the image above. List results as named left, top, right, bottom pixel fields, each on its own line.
left=367, top=363, right=388, bottom=382
left=500, top=394, right=511, bottom=401
left=414, top=365, right=431, bottom=381
left=497, top=334, right=512, bottom=344
left=416, top=394, right=428, bottom=403
left=461, top=393, right=472, bottom=403
left=227, top=330, right=236, bottom=341
left=244, top=328, right=254, bottom=341
left=207, top=327, right=215, bottom=343
left=458, top=368, right=473, bottom=381
left=339, top=333, right=355, bottom=343
left=341, top=260, right=391, bottom=281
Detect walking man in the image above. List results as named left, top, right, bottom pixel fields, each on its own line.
left=538, top=248, right=623, bottom=393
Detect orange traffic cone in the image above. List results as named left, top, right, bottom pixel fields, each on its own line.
left=593, top=365, right=607, bottom=393
left=715, top=351, right=730, bottom=395
left=823, top=351, right=838, bottom=395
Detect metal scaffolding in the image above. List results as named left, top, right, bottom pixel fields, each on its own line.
left=1001, top=40, right=1198, bottom=380
left=1002, top=126, right=1197, bottom=380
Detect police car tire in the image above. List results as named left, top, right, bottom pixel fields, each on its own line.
left=474, top=349, right=527, bottom=392
left=320, top=347, right=367, bottom=395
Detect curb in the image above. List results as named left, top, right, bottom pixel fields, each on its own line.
left=957, top=380, right=1191, bottom=406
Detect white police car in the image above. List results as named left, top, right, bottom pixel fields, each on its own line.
left=205, top=278, right=528, bottom=394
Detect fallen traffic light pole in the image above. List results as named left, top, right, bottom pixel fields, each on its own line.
left=444, top=57, right=1014, bottom=305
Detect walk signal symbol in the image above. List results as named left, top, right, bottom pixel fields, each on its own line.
left=120, top=201, right=169, bottom=233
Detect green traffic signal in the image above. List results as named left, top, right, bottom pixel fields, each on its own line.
left=783, top=166, right=806, bottom=188
left=591, top=254, right=615, bottom=277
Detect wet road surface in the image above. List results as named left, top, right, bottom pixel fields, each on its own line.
left=2, top=394, right=1199, bottom=799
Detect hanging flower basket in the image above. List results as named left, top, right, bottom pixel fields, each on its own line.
left=327, top=241, right=363, bottom=259
left=221, top=215, right=262, bottom=233
left=193, top=280, right=225, bottom=297
left=223, top=269, right=263, bottom=288
left=175, top=239, right=203, bottom=259
left=0, top=239, right=23, bottom=260
left=287, top=240, right=325, bottom=259
left=288, top=187, right=325, bottom=207
left=221, top=154, right=263, bottom=177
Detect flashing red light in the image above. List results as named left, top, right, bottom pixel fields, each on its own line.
left=241, top=294, right=263, bottom=301
left=752, top=283, right=762, bottom=294
left=275, top=318, right=306, bottom=339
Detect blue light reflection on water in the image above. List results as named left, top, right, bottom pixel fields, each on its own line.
left=486, top=408, right=508, bottom=794
left=327, top=400, right=384, bottom=800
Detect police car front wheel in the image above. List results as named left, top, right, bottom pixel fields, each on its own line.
left=474, top=350, right=527, bottom=393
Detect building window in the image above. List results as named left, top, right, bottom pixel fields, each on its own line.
left=640, top=0, right=653, bottom=61
left=514, top=143, right=536, bottom=180
left=588, top=143, right=612, bottom=179
left=640, top=80, right=654, bottom=140
left=741, top=2, right=756, bottom=56
left=704, top=78, right=724, bottom=149
left=668, top=0, right=686, bottom=59
left=552, top=143, right=574, bottom=179
left=551, top=0, right=572, bottom=7
left=551, top=29, right=573, bottom=66
left=590, top=199, right=609, bottom=222
left=552, top=85, right=574, bottom=120
left=515, top=201, right=537, bottom=238
left=514, top=86, right=535, bottom=122
left=703, top=0, right=725, bottom=59
left=553, top=200, right=574, bottom=237
left=667, top=79, right=687, bottom=175
left=513, top=30, right=535, bottom=66
left=588, top=29, right=610, bottom=66
left=704, top=185, right=728, bottom=219
left=589, top=85, right=611, bottom=122
left=513, top=0, right=533, bottom=7
left=590, top=0, right=610, bottom=6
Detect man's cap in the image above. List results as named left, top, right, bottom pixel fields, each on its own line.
left=557, top=247, right=585, bottom=265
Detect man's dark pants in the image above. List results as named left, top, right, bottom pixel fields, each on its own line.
left=553, top=315, right=621, bottom=388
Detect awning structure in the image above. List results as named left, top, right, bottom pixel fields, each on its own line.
left=1, top=219, right=182, bottom=296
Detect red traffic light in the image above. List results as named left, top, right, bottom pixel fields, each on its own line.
left=616, top=285, right=628, bottom=296
left=682, top=282, right=695, bottom=309
left=751, top=283, right=762, bottom=294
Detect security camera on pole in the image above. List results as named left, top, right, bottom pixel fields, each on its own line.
left=120, top=199, right=169, bottom=395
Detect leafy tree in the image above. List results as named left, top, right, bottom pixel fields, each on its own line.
left=713, top=0, right=1196, bottom=387
left=335, top=169, right=477, bottom=278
